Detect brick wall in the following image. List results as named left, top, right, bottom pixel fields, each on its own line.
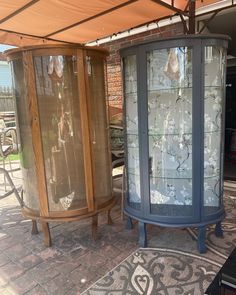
left=102, top=22, right=183, bottom=117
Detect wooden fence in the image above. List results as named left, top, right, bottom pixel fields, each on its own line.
left=0, top=86, right=14, bottom=112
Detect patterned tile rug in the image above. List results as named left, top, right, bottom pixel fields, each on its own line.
left=83, top=247, right=222, bottom=294
left=82, top=194, right=236, bottom=295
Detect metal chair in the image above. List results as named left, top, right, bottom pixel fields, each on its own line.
left=0, top=167, right=23, bottom=206
left=0, top=123, right=38, bottom=235
left=0, top=127, right=19, bottom=190
left=0, top=125, right=22, bottom=204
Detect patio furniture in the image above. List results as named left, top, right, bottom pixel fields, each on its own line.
left=0, top=127, right=19, bottom=190
left=0, top=167, right=23, bottom=206
left=0, top=168, right=38, bottom=236
left=205, top=247, right=236, bottom=294
left=6, top=45, right=116, bottom=247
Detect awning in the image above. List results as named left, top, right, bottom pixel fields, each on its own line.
left=0, top=0, right=229, bottom=46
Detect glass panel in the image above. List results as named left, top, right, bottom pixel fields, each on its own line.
left=11, top=59, right=39, bottom=210
left=147, top=47, right=193, bottom=216
left=124, top=55, right=141, bottom=210
left=204, top=46, right=226, bottom=214
left=34, top=55, right=86, bottom=211
left=86, top=53, right=112, bottom=203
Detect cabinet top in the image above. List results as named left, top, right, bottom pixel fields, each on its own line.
left=4, top=44, right=108, bottom=60
left=120, top=34, right=230, bottom=54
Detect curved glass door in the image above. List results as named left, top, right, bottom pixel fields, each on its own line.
left=34, top=54, right=86, bottom=212
left=147, top=47, right=193, bottom=217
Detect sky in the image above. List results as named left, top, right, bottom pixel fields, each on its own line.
left=0, top=44, right=16, bottom=52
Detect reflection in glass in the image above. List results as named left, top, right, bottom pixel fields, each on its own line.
left=147, top=47, right=193, bottom=215
left=124, top=55, right=141, bottom=209
left=34, top=55, right=86, bottom=211
left=87, top=53, right=112, bottom=202
left=12, top=59, right=39, bottom=210
left=204, top=46, right=227, bottom=212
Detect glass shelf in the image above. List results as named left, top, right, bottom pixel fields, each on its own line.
left=149, top=132, right=192, bottom=136
left=125, top=91, right=138, bottom=95
left=128, top=168, right=192, bottom=179
left=128, top=170, right=219, bottom=180
left=204, top=174, right=220, bottom=179
left=148, top=86, right=192, bottom=92
left=148, top=130, right=220, bottom=136
left=205, top=85, right=223, bottom=89
left=127, top=132, right=139, bottom=136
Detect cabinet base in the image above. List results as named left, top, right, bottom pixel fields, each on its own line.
left=125, top=212, right=225, bottom=254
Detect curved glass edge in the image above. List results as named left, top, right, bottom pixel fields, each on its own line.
left=86, top=53, right=112, bottom=201
left=124, top=55, right=141, bottom=210
left=204, top=45, right=227, bottom=214
left=11, top=59, right=39, bottom=210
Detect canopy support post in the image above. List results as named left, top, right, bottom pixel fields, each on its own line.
left=188, top=0, right=196, bottom=34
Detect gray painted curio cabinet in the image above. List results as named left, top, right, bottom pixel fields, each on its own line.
left=120, top=34, right=229, bottom=253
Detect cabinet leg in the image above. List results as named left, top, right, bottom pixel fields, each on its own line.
left=198, top=226, right=207, bottom=253
left=139, top=222, right=147, bottom=248
left=41, top=222, right=51, bottom=247
left=126, top=216, right=133, bottom=230
left=92, top=215, right=98, bottom=240
left=107, top=210, right=113, bottom=225
left=215, top=221, right=223, bottom=238
left=31, top=220, right=39, bottom=235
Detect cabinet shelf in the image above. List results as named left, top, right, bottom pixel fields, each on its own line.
left=148, top=130, right=220, bottom=136
left=128, top=169, right=219, bottom=180
left=147, top=85, right=222, bottom=93
left=148, top=86, right=192, bottom=92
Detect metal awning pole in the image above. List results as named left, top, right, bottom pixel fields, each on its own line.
left=188, top=0, right=196, bottom=34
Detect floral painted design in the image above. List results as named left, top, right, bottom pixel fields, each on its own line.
left=147, top=47, right=193, bottom=207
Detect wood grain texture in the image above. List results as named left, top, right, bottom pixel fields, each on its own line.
left=77, top=49, right=94, bottom=212
left=41, top=222, right=52, bottom=247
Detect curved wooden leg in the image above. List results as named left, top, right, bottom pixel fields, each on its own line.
left=41, top=222, right=51, bottom=247
left=139, top=222, right=147, bottom=248
left=126, top=216, right=133, bottom=230
left=198, top=226, right=206, bottom=253
left=107, top=210, right=113, bottom=225
left=31, top=220, right=39, bottom=235
left=215, top=221, right=223, bottom=238
left=92, top=215, right=98, bottom=240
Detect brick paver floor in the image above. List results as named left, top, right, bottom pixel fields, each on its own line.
left=1, top=162, right=231, bottom=294
left=0, top=164, right=138, bottom=294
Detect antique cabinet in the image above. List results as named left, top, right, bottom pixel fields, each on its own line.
left=7, top=45, right=115, bottom=246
